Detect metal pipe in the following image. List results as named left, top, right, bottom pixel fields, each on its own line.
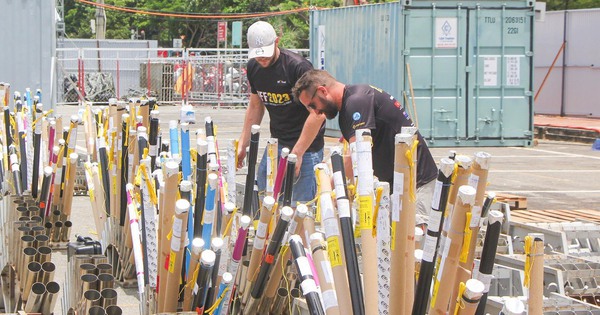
left=29, top=215, right=43, bottom=224
left=52, top=221, right=63, bottom=242
left=98, top=273, right=115, bottom=291
left=36, top=246, right=52, bottom=264
left=35, top=234, right=50, bottom=248
left=24, top=282, right=46, bottom=313
left=80, top=263, right=98, bottom=275
left=61, top=220, right=73, bottom=242
left=31, top=225, right=45, bottom=236
left=23, top=261, right=42, bottom=301
left=40, top=262, right=56, bottom=284
left=19, top=235, right=35, bottom=271
left=83, top=289, right=102, bottom=314
left=21, top=247, right=38, bottom=282
left=44, top=221, right=53, bottom=237
left=1, top=264, right=20, bottom=313
left=97, top=263, right=112, bottom=275
left=101, top=288, right=118, bottom=308
left=88, top=305, right=106, bottom=315
left=105, top=305, right=123, bottom=315
left=40, top=281, right=60, bottom=315
left=81, top=274, right=99, bottom=292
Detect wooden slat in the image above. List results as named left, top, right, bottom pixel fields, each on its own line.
left=510, top=209, right=600, bottom=224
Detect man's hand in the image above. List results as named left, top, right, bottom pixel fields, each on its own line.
left=236, top=142, right=247, bottom=169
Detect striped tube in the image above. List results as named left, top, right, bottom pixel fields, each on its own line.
left=169, top=120, right=179, bottom=156
left=282, top=153, right=297, bottom=207
left=474, top=203, right=502, bottom=315
left=192, top=250, right=217, bottom=313
left=242, top=125, right=260, bottom=217
left=272, top=147, right=289, bottom=200
left=289, top=235, right=325, bottom=315
left=125, top=184, right=147, bottom=314
left=202, top=173, right=219, bottom=249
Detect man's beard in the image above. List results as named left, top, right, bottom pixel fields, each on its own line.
left=321, top=98, right=339, bottom=119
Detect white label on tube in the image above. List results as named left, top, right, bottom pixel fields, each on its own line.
left=322, top=289, right=338, bottom=310
left=422, top=236, right=438, bottom=262
left=468, top=174, right=479, bottom=190
left=300, top=279, right=318, bottom=294
left=429, top=210, right=443, bottom=233
left=170, top=217, right=183, bottom=251
left=256, top=222, right=268, bottom=238
left=470, top=206, right=482, bottom=228
left=437, top=237, right=451, bottom=281
left=333, top=171, right=345, bottom=198
left=431, top=180, right=443, bottom=210
left=253, top=237, right=265, bottom=250
left=321, top=261, right=334, bottom=284
left=296, top=257, right=312, bottom=277
left=203, top=210, right=214, bottom=225
left=323, top=218, right=340, bottom=238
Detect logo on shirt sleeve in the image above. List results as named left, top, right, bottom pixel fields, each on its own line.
left=352, top=112, right=361, bottom=121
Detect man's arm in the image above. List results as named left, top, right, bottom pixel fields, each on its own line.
left=237, top=93, right=265, bottom=169
left=291, top=111, right=326, bottom=175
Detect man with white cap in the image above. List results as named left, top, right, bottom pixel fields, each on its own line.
left=237, top=21, right=325, bottom=205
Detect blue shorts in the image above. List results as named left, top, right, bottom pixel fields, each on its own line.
left=257, top=145, right=323, bottom=206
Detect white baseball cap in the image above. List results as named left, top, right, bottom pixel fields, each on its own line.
left=247, top=21, right=277, bottom=59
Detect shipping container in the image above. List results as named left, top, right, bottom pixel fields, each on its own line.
left=310, top=0, right=535, bottom=147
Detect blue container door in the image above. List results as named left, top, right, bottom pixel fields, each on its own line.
left=403, top=7, right=468, bottom=143
left=468, top=7, right=534, bottom=142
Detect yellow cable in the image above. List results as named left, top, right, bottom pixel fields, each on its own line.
left=523, top=235, right=533, bottom=288
left=453, top=282, right=467, bottom=315
left=372, top=186, right=383, bottom=237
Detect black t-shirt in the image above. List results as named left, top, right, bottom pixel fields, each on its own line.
left=247, top=49, right=324, bottom=151
left=339, top=84, right=438, bottom=187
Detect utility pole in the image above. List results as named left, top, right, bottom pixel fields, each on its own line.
left=96, top=0, right=106, bottom=39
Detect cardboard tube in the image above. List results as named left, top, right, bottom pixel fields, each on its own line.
left=455, top=279, right=485, bottom=315
left=306, top=217, right=339, bottom=315
left=429, top=185, right=476, bottom=315
left=355, top=129, right=377, bottom=315
left=528, top=234, right=544, bottom=315
left=183, top=237, right=205, bottom=311
left=157, top=160, right=179, bottom=312
left=163, top=199, right=190, bottom=312
left=389, top=133, right=417, bottom=315
left=452, top=152, right=492, bottom=311
left=246, top=196, right=275, bottom=287
left=315, top=163, right=352, bottom=315
left=61, top=153, right=78, bottom=218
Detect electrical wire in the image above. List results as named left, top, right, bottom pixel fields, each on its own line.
left=76, top=0, right=318, bottom=20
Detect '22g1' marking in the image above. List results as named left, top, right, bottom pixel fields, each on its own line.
left=507, top=27, right=519, bottom=34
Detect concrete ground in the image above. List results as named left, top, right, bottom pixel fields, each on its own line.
left=48, top=104, right=600, bottom=314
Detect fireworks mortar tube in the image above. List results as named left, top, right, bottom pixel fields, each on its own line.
left=330, top=148, right=364, bottom=315
left=139, top=158, right=159, bottom=289
left=412, top=158, right=455, bottom=315
left=452, top=152, right=492, bottom=310
left=157, top=160, right=179, bottom=312
left=282, top=154, right=297, bottom=208
left=375, top=181, right=391, bottom=315
left=90, top=163, right=107, bottom=237
left=38, top=166, right=53, bottom=219
left=474, top=207, right=503, bottom=315
left=163, top=199, right=190, bottom=312
left=184, top=237, right=206, bottom=311
left=50, top=137, right=66, bottom=214
left=389, top=132, right=417, bottom=315
left=265, top=138, right=278, bottom=196
left=246, top=206, right=294, bottom=313
left=242, top=125, right=260, bottom=217
left=272, top=147, right=289, bottom=200
left=180, top=125, right=194, bottom=272
left=244, top=196, right=275, bottom=299
left=62, top=115, right=79, bottom=200
left=118, top=114, right=130, bottom=229
left=31, top=104, right=42, bottom=198
left=305, top=217, right=339, bottom=315
left=61, top=153, right=78, bottom=220
left=454, top=279, right=485, bottom=315
left=148, top=110, right=159, bottom=170
left=213, top=271, right=234, bottom=315
left=97, top=130, right=112, bottom=215
left=202, top=173, right=219, bottom=249
left=262, top=203, right=309, bottom=305
left=315, top=163, right=352, bottom=314
left=204, top=237, right=225, bottom=309
left=194, top=139, right=208, bottom=238
left=169, top=120, right=179, bottom=156
left=9, top=146, right=22, bottom=196
left=354, top=129, right=378, bottom=315
left=526, top=233, right=544, bottom=315
left=289, top=234, right=325, bottom=315
left=429, top=185, right=476, bottom=315
left=125, top=184, right=148, bottom=314
left=192, top=249, right=217, bottom=313
left=226, top=139, right=238, bottom=204
left=221, top=215, right=251, bottom=314
left=16, top=109, right=28, bottom=190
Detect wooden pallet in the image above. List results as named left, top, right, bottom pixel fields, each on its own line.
left=495, top=193, right=528, bottom=210
left=510, top=209, right=600, bottom=224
